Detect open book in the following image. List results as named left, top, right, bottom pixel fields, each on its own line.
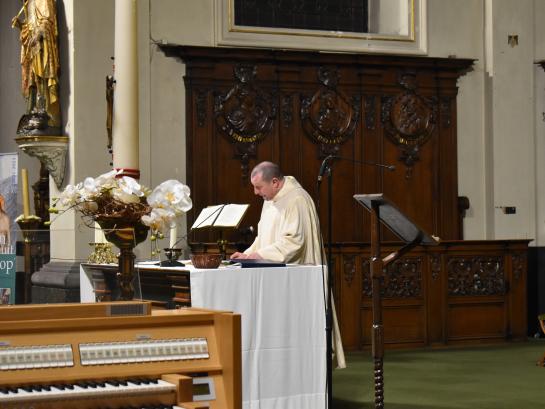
left=191, top=204, right=249, bottom=229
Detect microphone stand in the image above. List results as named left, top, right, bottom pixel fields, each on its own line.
left=317, top=155, right=394, bottom=409
left=317, top=156, right=334, bottom=409
left=326, top=163, right=334, bottom=409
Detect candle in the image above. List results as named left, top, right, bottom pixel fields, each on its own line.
left=112, top=0, right=139, bottom=177
left=21, top=168, right=30, bottom=218
left=94, top=222, right=106, bottom=244
left=169, top=225, right=177, bottom=248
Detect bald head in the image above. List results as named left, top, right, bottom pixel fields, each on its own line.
left=251, top=161, right=284, bottom=182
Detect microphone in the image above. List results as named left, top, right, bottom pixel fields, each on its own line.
left=317, top=155, right=336, bottom=182
left=317, top=155, right=395, bottom=181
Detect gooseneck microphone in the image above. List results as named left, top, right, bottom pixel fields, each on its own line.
left=317, top=154, right=395, bottom=183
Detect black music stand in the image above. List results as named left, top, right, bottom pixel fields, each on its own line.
left=354, top=193, right=439, bottom=409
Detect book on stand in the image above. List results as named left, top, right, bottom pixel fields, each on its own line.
left=191, top=204, right=249, bottom=230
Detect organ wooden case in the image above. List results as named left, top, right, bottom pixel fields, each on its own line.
left=0, top=302, right=241, bottom=409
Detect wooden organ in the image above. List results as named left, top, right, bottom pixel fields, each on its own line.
left=0, top=302, right=241, bottom=409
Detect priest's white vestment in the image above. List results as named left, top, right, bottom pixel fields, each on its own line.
left=244, top=175, right=346, bottom=368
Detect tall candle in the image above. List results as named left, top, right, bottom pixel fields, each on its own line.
left=112, top=0, right=139, bottom=177
left=21, top=168, right=30, bottom=218
left=169, top=225, right=177, bottom=248
left=94, top=222, right=106, bottom=244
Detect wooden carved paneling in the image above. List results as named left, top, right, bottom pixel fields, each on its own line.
left=159, top=45, right=474, bottom=245
left=362, top=257, right=422, bottom=298
left=343, top=254, right=356, bottom=287
left=384, top=257, right=422, bottom=298
left=511, top=253, right=526, bottom=281
left=440, top=97, right=452, bottom=129
left=196, top=89, right=207, bottom=127
left=281, top=94, right=293, bottom=128
left=381, top=72, right=438, bottom=178
left=447, top=256, right=505, bottom=296
left=300, top=67, right=360, bottom=157
left=214, top=64, right=277, bottom=179
left=362, top=259, right=371, bottom=296
left=430, top=254, right=441, bottom=281
left=364, top=95, right=376, bottom=130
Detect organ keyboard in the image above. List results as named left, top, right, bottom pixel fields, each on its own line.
left=0, top=301, right=241, bottom=409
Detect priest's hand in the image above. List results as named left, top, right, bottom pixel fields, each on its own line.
left=230, top=251, right=263, bottom=260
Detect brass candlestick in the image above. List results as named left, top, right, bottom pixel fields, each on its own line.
left=16, top=215, right=42, bottom=303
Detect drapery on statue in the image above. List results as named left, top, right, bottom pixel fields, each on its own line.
left=12, top=0, right=61, bottom=136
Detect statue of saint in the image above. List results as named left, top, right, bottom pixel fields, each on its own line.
left=12, top=0, right=61, bottom=135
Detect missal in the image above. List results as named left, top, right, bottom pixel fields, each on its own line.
left=191, top=204, right=249, bottom=229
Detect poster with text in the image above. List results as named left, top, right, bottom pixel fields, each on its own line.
left=0, top=153, right=18, bottom=255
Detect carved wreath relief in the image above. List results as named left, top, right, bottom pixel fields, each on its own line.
left=214, top=65, right=277, bottom=178
left=381, top=72, right=438, bottom=178
left=301, top=67, right=360, bottom=157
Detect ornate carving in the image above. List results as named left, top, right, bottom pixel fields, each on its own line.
left=16, top=136, right=68, bottom=188
left=281, top=94, right=293, bottom=127
left=196, top=89, right=207, bottom=127
left=361, top=257, right=422, bottom=298
left=301, top=67, right=359, bottom=155
left=440, top=97, right=452, bottom=128
left=361, top=259, right=372, bottom=297
left=381, top=72, right=438, bottom=178
left=364, top=95, right=376, bottom=130
left=384, top=258, right=422, bottom=298
left=511, top=253, right=526, bottom=281
left=214, top=65, right=277, bottom=179
left=447, top=256, right=505, bottom=296
left=430, top=254, right=441, bottom=281
left=215, top=65, right=276, bottom=142
left=343, top=255, right=356, bottom=287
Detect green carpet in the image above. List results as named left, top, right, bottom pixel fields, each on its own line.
left=333, top=340, right=545, bottom=409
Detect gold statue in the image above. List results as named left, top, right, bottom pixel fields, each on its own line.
left=12, top=0, right=61, bottom=135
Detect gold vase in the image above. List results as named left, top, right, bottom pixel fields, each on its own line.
left=95, top=217, right=149, bottom=301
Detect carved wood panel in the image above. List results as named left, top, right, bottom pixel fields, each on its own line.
left=160, top=45, right=474, bottom=245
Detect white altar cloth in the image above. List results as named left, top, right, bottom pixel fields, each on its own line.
left=190, top=264, right=327, bottom=409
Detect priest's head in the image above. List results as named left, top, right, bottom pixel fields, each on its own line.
left=251, top=161, right=285, bottom=201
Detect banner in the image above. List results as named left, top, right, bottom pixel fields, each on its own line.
left=0, top=153, right=18, bottom=304
left=0, top=153, right=18, bottom=255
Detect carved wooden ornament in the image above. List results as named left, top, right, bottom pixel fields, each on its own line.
left=214, top=65, right=277, bottom=178
left=382, top=72, right=438, bottom=178
left=301, top=67, right=359, bottom=157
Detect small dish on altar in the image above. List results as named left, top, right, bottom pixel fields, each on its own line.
left=190, top=253, right=222, bottom=269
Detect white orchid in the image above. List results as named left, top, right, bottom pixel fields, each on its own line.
left=147, top=179, right=193, bottom=215
left=57, top=183, right=82, bottom=207
left=51, top=171, right=192, bottom=237
left=141, top=207, right=176, bottom=232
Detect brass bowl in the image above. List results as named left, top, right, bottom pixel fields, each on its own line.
left=190, top=253, right=222, bottom=269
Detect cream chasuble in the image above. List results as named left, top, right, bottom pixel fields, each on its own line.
left=245, top=176, right=321, bottom=264
left=245, top=176, right=346, bottom=368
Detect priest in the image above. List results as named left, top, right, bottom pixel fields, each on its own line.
left=231, top=161, right=321, bottom=263
left=231, top=161, right=346, bottom=368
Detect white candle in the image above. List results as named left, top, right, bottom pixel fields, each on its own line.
left=169, top=225, right=177, bottom=248
left=94, top=222, right=106, bottom=244
left=112, top=0, right=139, bottom=177
left=21, top=168, right=30, bottom=217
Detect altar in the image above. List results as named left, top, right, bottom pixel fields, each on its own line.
left=80, top=263, right=327, bottom=409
